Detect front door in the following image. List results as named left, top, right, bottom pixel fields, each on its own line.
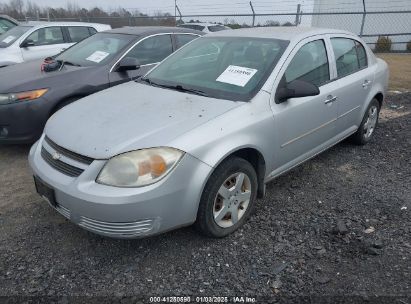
left=270, top=38, right=339, bottom=174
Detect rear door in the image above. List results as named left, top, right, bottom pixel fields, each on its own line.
left=330, top=36, right=373, bottom=134
left=109, top=34, right=174, bottom=86
left=270, top=37, right=340, bottom=171
left=21, top=26, right=69, bottom=61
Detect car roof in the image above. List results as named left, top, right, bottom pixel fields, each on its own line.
left=208, top=26, right=355, bottom=41
left=0, top=15, right=19, bottom=25
left=180, top=23, right=225, bottom=27
left=18, top=21, right=108, bottom=28
left=106, top=26, right=204, bottom=36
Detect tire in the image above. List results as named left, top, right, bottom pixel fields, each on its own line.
left=195, top=157, right=258, bottom=238
left=351, top=98, right=380, bottom=145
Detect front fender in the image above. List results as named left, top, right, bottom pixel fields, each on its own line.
left=170, top=91, right=277, bottom=175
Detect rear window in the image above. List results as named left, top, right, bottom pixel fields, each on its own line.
left=175, top=34, right=198, bottom=49
left=208, top=25, right=228, bottom=32
left=179, top=24, right=205, bottom=31
left=331, top=38, right=367, bottom=78
left=67, top=26, right=92, bottom=43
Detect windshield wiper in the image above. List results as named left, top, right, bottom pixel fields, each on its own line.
left=57, top=60, right=81, bottom=68
left=139, top=78, right=208, bottom=97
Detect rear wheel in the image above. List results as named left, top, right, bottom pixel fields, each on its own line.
left=351, top=98, right=380, bottom=145
left=195, top=157, right=258, bottom=238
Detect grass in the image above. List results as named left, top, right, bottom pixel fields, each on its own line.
left=377, top=53, right=411, bottom=91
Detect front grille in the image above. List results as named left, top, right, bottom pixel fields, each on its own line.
left=79, top=216, right=154, bottom=237
left=44, top=136, right=94, bottom=165
left=41, top=147, right=84, bottom=177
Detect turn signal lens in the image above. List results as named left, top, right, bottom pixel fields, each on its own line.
left=150, top=154, right=167, bottom=177
left=0, top=89, right=48, bottom=105
left=15, top=89, right=48, bottom=101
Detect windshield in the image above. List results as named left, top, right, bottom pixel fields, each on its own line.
left=55, top=33, right=134, bottom=67
left=144, top=37, right=289, bottom=101
left=0, top=26, right=32, bottom=48
left=0, top=18, right=16, bottom=35
left=208, top=25, right=229, bottom=32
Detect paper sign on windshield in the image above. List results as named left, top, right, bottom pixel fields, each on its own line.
left=216, top=65, right=258, bottom=87
left=86, top=51, right=110, bottom=63
left=2, top=36, right=15, bottom=44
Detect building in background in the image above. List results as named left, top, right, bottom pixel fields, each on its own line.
left=311, top=0, right=411, bottom=51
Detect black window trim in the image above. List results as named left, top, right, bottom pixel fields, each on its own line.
left=330, top=36, right=369, bottom=81
left=283, top=38, right=331, bottom=88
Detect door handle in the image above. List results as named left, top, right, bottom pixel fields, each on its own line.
left=324, top=95, right=337, bottom=104
left=362, top=80, right=372, bottom=88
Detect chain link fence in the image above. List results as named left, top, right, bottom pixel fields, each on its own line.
left=21, top=6, right=411, bottom=53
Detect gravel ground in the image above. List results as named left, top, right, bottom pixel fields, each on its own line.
left=0, top=93, right=410, bottom=303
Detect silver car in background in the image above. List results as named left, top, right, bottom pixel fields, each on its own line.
left=29, top=27, right=389, bottom=239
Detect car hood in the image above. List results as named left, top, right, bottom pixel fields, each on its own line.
left=45, top=81, right=242, bottom=159
left=0, top=60, right=98, bottom=92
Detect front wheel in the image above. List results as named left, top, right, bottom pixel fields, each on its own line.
left=195, top=157, right=258, bottom=238
left=351, top=98, right=380, bottom=145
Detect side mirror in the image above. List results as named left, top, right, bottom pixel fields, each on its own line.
left=116, top=57, right=141, bottom=72
left=275, top=79, right=320, bottom=104
left=20, top=39, right=35, bottom=48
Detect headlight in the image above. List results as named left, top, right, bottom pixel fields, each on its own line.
left=0, top=89, right=48, bottom=105
left=96, top=147, right=184, bottom=187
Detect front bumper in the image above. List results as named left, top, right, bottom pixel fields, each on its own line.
left=28, top=138, right=213, bottom=239
left=0, top=97, right=51, bottom=144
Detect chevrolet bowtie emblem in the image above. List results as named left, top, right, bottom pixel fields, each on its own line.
left=52, top=152, right=62, bottom=160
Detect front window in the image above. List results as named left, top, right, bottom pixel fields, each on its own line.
left=126, top=35, right=173, bottom=65
left=0, top=26, right=32, bottom=48
left=55, top=33, right=134, bottom=67
left=25, top=27, right=65, bottom=46
left=285, top=39, right=330, bottom=87
left=144, top=37, right=289, bottom=101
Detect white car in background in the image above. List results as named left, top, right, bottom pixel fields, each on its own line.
left=178, top=22, right=231, bottom=33
left=0, top=22, right=111, bottom=67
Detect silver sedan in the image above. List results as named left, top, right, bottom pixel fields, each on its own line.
left=29, top=27, right=389, bottom=238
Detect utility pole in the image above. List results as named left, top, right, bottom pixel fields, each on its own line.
left=360, top=0, right=366, bottom=36
left=249, top=1, right=255, bottom=27
left=176, top=5, right=182, bottom=24
left=175, top=0, right=177, bottom=25
left=295, top=4, right=301, bottom=26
